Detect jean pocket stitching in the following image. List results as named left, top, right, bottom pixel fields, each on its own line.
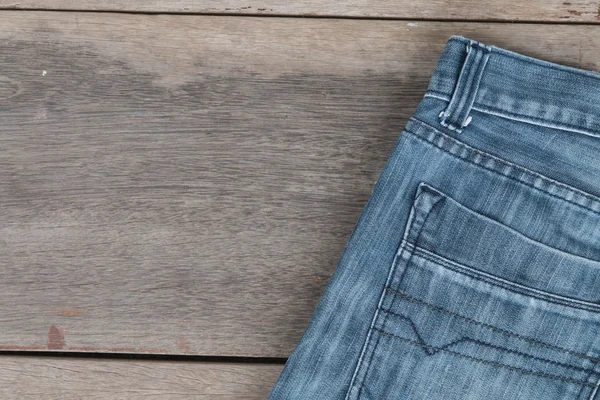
left=377, top=307, right=596, bottom=375
left=372, top=327, right=598, bottom=388
left=384, top=286, right=599, bottom=364
left=345, top=183, right=445, bottom=400
left=409, top=243, right=600, bottom=314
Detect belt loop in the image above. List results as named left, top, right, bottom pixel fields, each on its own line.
left=438, top=39, right=491, bottom=133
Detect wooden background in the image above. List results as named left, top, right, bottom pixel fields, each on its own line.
left=1, top=3, right=600, bottom=399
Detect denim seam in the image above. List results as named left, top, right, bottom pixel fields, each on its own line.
left=473, top=104, right=600, bottom=139
left=384, top=286, right=600, bottom=364
left=344, top=251, right=410, bottom=399
left=424, top=91, right=600, bottom=138
left=341, top=132, right=411, bottom=400
left=588, top=379, right=600, bottom=400
left=587, top=361, right=600, bottom=400
left=580, top=365, right=600, bottom=400
left=354, top=251, right=404, bottom=400
left=404, top=117, right=600, bottom=214
left=408, top=244, right=600, bottom=313
left=372, top=327, right=597, bottom=387
left=348, top=187, right=443, bottom=399
left=377, top=308, right=595, bottom=375
left=356, top=321, right=383, bottom=400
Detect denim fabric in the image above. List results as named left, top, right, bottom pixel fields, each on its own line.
left=267, top=35, right=600, bottom=400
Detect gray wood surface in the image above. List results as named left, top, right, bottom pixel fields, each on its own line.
left=0, top=357, right=283, bottom=399
left=2, top=12, right=600, bottom=357
left=0, top=0, right=599, bottom=22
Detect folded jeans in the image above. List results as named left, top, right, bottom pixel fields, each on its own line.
left=268, top=35, right=600, bottom=400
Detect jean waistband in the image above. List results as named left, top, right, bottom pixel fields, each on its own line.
left=425, top=35, right=600, bottom=137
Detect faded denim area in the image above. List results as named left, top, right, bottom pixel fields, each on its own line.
left=268, top=36, right=600, bottom=400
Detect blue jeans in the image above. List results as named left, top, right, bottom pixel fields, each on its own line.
left=268, top=35, right=600, bottom=400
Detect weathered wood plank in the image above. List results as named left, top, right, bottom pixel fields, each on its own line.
left=0, top=1, right=598, bottom=22
left=2, top=12, right=600, bottom=356
left=0, top=356, right=283, bottom=399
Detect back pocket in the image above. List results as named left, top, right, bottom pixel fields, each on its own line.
left=348, top=182, right=600, bottom=400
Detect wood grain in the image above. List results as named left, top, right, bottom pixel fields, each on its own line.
left=0, top=0, right=599, bottom=22
left=0, top=356, right=283, bottom=399
left=2, top=12, right=600, bottom=356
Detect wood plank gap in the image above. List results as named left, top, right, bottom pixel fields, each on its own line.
left=0, top=8, right=598, bottom=25
left=0, top=351, right=288, bottom=363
